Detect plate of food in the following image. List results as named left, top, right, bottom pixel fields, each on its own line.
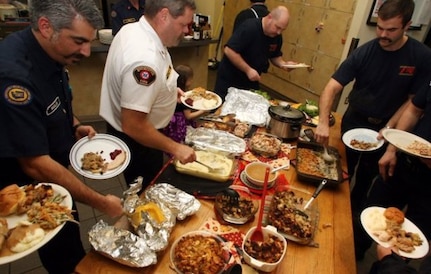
left=360, top=206, right=429, bottom=259
left=342, top=128, right=384, bottom=152
left=382, top=129, right=431, bottom=159
left=181, top=87, right=222, bottom=111
left=69, top=133, right=131, bottom=179
left=0, top=183, right=73, bottom=264
left=281, top=63, right=310, bottom=69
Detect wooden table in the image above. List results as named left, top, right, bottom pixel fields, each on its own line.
left=75, top=114, right=356, bottom=274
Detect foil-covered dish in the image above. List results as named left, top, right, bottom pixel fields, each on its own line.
left=89, top=178, right=201, bottom=267
left=145, top=183, right=201, bottom=220
left=88, top=220, right=157, bottom=268
left=220, top=87, right=271, bottom=127
left=185, top=127, right=246, bottom=156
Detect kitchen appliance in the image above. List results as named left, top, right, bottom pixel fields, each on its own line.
left=0, top=4, right=18, bottom=21
left=268, top=104, right=305, bottom=140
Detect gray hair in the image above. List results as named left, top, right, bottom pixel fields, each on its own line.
left=29, top=0, right=104, bottom=32
left=144, top=0, right=196, bottom=19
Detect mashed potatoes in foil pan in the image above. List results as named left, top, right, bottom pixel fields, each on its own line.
left=174, top=150, right=236, bottom=182
left=89, top=220, right=157, bottom=268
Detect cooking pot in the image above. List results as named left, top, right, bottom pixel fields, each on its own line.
left=0, top=4, right=18, bottom=21
left=268, top=104, right=305, bottom=140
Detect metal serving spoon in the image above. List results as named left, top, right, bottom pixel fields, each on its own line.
left=194, top=160, right=223, bottom=173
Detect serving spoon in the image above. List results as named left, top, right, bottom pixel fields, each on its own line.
left=250, top=167, right=270, bottom=242
left=194, top=160, right=223, bottom=173
left=322, top=145, right=335, bottom=163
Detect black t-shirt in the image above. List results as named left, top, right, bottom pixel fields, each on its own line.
left=233, top=4, right=269, bottom=31
left=333, top=37, right=431, bottom=120
left=412, top=81, right=431, bottom=141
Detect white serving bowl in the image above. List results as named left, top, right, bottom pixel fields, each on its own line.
left=98, top=29, right=113, bottom=45
left=242, top=225, right=287, bottom=272
left=244, top=162, right=277, bottom=187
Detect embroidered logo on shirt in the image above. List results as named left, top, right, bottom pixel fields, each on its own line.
left=269, top=44, right=277, bottom=52
left=123, top=18, right=136, bottom=24
left=46, top=96, right=61, bottom=116
left=399, top=66, right=415, bottom=76
left=111, top=10, right=117, bottom=18
left=4, top=85, right=32, bottom=105
left=133, top=66, right=156, bottom=86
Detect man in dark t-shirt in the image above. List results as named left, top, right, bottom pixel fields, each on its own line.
left=233, top=0, right=269, bottom=31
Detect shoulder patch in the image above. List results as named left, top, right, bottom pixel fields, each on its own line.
left=111, top=10, right=117, bottom=18
left=4, top=85, right=32, bottom=105
left=133, top=66, right=156, bottom=86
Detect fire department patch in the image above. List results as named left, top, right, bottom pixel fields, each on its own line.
left=4, top=85, right=32, bottom=105
left=133, top=66, right=156, bottom=86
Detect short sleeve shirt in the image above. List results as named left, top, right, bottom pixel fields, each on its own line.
left=333, top=37, right=431, bottom=119
left=412, top=80, right=431, bottom=141
left=100, top=16, right=179, bottom=131
left=0, top=27, right=75, bottom=182
left=111, top=0, right=145, bottom=36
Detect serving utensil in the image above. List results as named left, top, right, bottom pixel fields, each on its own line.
left=271, top=164, right=290, bottom=173
left=322, top=145, right=335, bottom=163
left=250, top=167, right=270, bottom=242
left=194, top=160, right=223, bottom=173
left=303, top=179, right=327, bottom=210
left=220, top=188, right=240, bottom=206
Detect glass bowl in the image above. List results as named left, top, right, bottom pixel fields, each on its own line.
left=214, top=186, right=258, bottom=224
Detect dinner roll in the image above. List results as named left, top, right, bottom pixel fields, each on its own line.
left=384, top=207, right=404, bottom=229
left=0, top=184, right=26, bottom=217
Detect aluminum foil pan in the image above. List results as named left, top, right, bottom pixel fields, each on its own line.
left=88, top=220, right=157, bottom=268
left=185, top=127, right=246, bottom=156
left=220, top=87, right=271, bottom=126
left=145, top=183, right=201, bottom=220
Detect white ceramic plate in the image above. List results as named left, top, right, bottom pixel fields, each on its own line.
left=342, top=128, right=384, bottom=151
left=360, top=206, right=429, bottom=259
left=281, top=63, right=310, bottom=69
left=69, top=134, right=131, bottom=180
left=181, top=90, right=222, bottom=111
left=382, top=129, right=431, bottom=159
left=0, top=183, right=73, bottom=265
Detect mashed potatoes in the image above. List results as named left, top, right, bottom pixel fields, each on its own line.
left=175, top=151, right=233, bottom=179
left=363, top=208, right=386, bottom=231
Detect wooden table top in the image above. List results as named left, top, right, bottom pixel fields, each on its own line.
left=75, top=114, right=356, bottom=274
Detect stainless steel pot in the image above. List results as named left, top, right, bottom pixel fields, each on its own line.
left=268, top=104, right=305, bottom=140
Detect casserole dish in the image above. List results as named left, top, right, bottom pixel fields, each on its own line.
left=295, top=141, right=343, bottom=187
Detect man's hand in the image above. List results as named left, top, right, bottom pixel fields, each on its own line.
left=246, top=68, right=261, bottom=82
left=315, top=123, right=330, bottom=145
left=174, top=143, right=196, bottom=164
left=378, top=145, right=398, bottom=180
left=75, top=124, right=96, bottom=140
left=103, top=194, right=124, bottom=218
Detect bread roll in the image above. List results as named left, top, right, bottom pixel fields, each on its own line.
left=0, top=218, right=8, bottom=249
left=384, top=207, right=404, bottom=229
left=6, top=222, right=45, bottom=253
left=0, top=184, right=26, bottom=217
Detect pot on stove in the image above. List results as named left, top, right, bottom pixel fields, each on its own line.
left=268, top=104, right=305, bottom=140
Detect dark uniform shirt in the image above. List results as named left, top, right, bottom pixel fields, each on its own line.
left=214, top=18, right=283, bottom=98
left=233, top=3, right=269, bottom=31
left=411, top=79, right=431, bottom=141
left=0, top=27, right=75, bottom=185
left=111, top=0, right=145, bottom=35
left=333, top=37, right=431, bottom=121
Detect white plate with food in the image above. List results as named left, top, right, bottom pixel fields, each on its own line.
left=69, top=134, right=131, bottom=180
left=181, top=88, right=222, bottom=111
left=281, top=63, right=310, bottom=69
left=360, top=206, right=429, bottom=259
left=382, top=129, right=431, bottom=159
left=342, top=128, right=384, bottom=152
left=0, top=183, right=73, bottom=264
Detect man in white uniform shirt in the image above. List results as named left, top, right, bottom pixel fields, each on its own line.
left=100, top=0, right=197, bottom=188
